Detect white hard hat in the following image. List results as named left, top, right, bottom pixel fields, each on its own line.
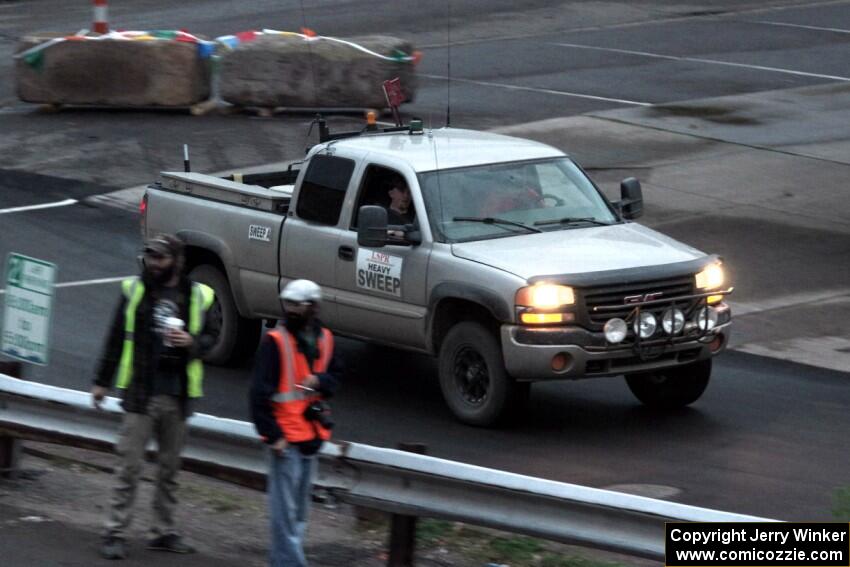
left=280, top=279, right=322, bottom=303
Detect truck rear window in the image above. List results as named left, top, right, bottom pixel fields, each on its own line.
left=296, top=155, right=355, bottom=226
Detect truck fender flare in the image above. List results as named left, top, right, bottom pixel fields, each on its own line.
left=427, top=283, right=513, bottom=350
left=177, top=230, right=247, bottom=313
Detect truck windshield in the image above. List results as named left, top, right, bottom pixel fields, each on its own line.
left=418, top=158, right=618, bottom=243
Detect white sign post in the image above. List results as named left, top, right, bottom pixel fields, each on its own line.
left=1, top=253, right=56, bottom=366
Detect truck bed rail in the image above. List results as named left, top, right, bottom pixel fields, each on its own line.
left=157, top=171, right=293, bottom=213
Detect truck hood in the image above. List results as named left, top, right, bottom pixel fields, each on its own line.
left=451, top=223, right=706, bottom=280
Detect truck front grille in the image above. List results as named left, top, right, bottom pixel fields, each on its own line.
left=580, top=276, right=695, bottom=329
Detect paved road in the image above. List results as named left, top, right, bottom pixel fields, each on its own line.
left=0, top=186, right=846, bottom=521
left=2, top=1, right=850, bottom=176
left=1, top=0, right=849, bottom=523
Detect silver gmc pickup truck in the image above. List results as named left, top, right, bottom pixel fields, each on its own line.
left=144, top=122, right=732, bottom=425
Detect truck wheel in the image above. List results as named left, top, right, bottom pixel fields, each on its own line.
left=438, top=321, right=527, bottom=426
left=189, top=264, right=260, bottom=365
left=625, top=359, right=711, bottom=410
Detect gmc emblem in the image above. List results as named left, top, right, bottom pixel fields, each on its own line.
left=624, top=292, right=664, bottom=304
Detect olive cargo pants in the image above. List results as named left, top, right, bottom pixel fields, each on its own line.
left=104, top=395, right=186, bottom=539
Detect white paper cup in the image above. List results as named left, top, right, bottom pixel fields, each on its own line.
left=163, top=317, right=184, bottom=347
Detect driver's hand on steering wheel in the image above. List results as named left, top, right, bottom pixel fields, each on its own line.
left=523, top=187, right=549, bottom=208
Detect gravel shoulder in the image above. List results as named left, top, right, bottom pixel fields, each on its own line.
left=0, top=441, right=652, bottom=567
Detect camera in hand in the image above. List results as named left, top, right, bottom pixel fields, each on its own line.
left=304, top=400, right=335, bottom=430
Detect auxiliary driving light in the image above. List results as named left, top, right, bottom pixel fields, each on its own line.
left=633, top=312, right=657, bottom=339
left=661, top=308, right=685, bottom=335
left=603, top=318, right=628, bottom=344
left=697, top=307, right=719, bottom=331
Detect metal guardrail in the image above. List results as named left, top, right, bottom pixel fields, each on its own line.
left=0, top=373, right=775, bottom=559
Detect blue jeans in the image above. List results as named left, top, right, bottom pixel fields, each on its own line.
left=268, top=445, right=316, bottom=567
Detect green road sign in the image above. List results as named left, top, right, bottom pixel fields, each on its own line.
left=1, top=253, right=56, bottom=366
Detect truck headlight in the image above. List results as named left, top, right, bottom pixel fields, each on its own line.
left=516, top=284, right=575, bottom=309
left=695, top=263, right=724, bottom=290
left=516, top=284, right=575, bottom=325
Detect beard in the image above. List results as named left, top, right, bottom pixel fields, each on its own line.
left=284, top=312, right=307, bottom=331
left=144, top=264, right=175, bottom=286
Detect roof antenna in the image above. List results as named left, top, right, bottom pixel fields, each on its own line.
left=445, top=0, right=452, bottom=128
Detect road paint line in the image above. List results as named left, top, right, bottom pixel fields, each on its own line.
left=419, top=74, right=653, bottom=106
left=735, top=336, right=850, bottom=374
left=0, top=105, right=37, bottom=115
left=752, top=20, right=850, bottom=34
left=551, top=42, right=850, bottom=82
left=417, top=0, right=850, bottom=50
left=0, top=275, right=129, bottom=295
left=729, top=289, right=850, bottom=317
left=0, top=198, right=78, bottom=215
left=552, top=42, right=682, bottom=61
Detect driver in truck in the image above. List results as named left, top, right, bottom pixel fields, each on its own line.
left=385, top=173, right=414, bottom=239
left=386, top=173, right=414, bottom=225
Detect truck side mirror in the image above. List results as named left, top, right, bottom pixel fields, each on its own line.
left=357, top=205, right=389, bottom=248
left=618, top=177, right=644, bottom=220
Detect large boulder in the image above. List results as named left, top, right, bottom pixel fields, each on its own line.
left=16, top=34, right=211, bottom=107
left=219, top=34, right=417, bottom=108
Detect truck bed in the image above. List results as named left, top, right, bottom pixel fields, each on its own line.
left=154, top=164, right=301, bottom=214
left=145, top=171, right=294, bottom=320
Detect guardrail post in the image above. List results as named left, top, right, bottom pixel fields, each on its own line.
left=387, top=442, right=427, bottom=567
left=0, top=361, right=23, bottom=479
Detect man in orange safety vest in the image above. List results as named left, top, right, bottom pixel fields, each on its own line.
left=250, top=279, right=342, bottom=567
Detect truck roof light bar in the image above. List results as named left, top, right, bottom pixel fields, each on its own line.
left=315, top=115, right=415, bottom=144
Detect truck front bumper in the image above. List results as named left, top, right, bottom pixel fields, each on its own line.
left=501, top=304, right=731, bottom=381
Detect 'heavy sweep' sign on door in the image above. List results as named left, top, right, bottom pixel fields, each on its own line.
left=356, top=249, right=402, bottom=297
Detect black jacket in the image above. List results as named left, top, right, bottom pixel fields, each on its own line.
left=250, top=320, right=342, bottom=447
left=95, top=273, right=216, bottom=417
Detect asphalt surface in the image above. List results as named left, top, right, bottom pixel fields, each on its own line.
left=2, top=197, right=848, bottom=521
left=0, top=502, right=237, bottom=567
left=0, top=0, right=849, bottom=527
left=1, top=1, right=850, bottom=144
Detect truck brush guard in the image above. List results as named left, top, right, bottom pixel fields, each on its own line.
left=587, top=287, right=734, bottom=360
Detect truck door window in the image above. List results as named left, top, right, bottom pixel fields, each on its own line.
left=351, top=165, right=416, bottom=228
left=296, top=155, right=355, bottom=226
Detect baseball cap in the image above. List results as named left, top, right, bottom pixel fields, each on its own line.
left=143, top=235, right=181, bottom=258
left=280, top=279, right=322, bottom=304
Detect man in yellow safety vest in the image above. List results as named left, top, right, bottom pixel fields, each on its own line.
left=91, top=234, right=215, bottom=560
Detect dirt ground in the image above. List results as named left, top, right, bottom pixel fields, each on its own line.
left=0, top=441, right=653, bottom=567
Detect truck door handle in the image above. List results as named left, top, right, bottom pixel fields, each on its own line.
left=338, top=246, right=355, bottom=261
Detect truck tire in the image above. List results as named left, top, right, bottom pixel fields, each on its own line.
left=189, top=264, right=260, bottom=365
left=438, top=321, right=528, bottom=426
left=625, top=359, right=711, bottom=410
